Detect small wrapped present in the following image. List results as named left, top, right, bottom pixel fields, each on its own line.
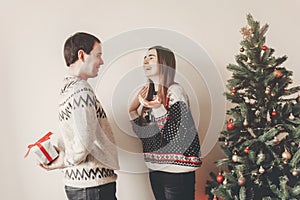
left=25, top=132, right=58, bottom=164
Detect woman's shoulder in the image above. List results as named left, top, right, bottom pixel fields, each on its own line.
left=167, top=83, right=189, bottom=106
left=168, top=83, right=185, bottom=92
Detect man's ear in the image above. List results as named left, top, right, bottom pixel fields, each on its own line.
left=78, top=50, right=85, bottom=62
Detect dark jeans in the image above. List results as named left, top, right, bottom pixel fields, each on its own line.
left=65, top=182, right=117, bottom=200
left=149, top=171, right=195, bottom=200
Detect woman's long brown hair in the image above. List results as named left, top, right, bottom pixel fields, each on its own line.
left=141, top=46, right=176, bottom=120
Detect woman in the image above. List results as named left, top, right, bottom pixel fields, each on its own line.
left=129, top=46, right=202, bottom=200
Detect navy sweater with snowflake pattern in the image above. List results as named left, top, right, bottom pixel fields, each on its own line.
left=130, top=84, right=202, bottom=173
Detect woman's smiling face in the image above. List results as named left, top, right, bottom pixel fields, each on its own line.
left=143, top=48, right=159, bottom=78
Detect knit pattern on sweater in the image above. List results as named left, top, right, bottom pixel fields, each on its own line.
left=59, top=77, right=118, bottom=188
left=131, top=84, right=202, bottom=171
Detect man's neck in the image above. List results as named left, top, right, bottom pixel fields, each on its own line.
left=67, top=63, right=87, bottom=80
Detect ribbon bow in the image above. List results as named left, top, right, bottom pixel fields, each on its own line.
left=24, top=132, right=54, bottom=162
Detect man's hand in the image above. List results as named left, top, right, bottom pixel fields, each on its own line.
left=39, top=146, right=66, bottom=170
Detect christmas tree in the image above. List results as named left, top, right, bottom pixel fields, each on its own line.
left=205, top=14, right=300, bottom=200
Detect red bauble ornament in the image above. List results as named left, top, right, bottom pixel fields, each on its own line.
left=274, top=69, right=282, bottom=78
left=271, top=110, right=277, bottom=116
left=227, top=123, right=234, bottom=131
left=231, top=87, right=237, bottom=94
left=213, top=197, right=218, bottom=200
left=216, top=173, right=224, bottom=183
left=227, top=119, right=234, bottom=131
left=262, top=45, right=268, bottom=51
left=244, top=147, right=250, bottom=154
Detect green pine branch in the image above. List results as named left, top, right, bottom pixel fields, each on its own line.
left=205, top=13, right=300, bottom=200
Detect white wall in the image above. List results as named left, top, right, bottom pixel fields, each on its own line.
left=2, top=0, right=300, bottom=199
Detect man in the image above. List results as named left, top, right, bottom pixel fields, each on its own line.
left=41, top=32, right=119, bottom=200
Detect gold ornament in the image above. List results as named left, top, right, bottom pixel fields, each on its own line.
left=232, top=154, right=239, bottom=162
left=238, top=176, right=246, bottom=186
left=240, top=26, right=254, bottom=39
left=282, top=149, right=292, bottom=163
left=255, top=110, right=260, bottom=116
left=289, top=113, right=295, bottom=120
left=291, top=142, right=296, bottom=146
left=224, top=139, right=229, bottom=146
left=259, top=166, right=265, bottom=174
left=265, top=86, right=271, bottom=94
left=292, top=169, right=299, bottom=177
left=271, top=92, right=275, bottom=97
left=243, top=119, right=249, bottom=127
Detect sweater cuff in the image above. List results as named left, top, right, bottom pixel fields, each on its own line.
left=129, top=110, right=139, bottom=120
left=152, top=105, right=167, bottom=118
left=64, top=159, right=74, bottom=167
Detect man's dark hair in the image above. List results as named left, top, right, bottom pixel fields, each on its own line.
left=63, top=32, right=101, bottom=66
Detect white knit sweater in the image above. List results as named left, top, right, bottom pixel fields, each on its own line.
left=59, top=76, right=119, bottom=188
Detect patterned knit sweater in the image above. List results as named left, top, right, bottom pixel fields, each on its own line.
left=59, top=76, right=119, bottom=188
left=130, top=84, right=202, bottom=173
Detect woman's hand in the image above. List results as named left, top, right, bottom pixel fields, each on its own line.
left=146, top=98, right=162, bottom=108
left=139, top=93, right=162, bottom=109
left=129, top=86, right=148, bottom=112
left=39, top=146, right=66, bottom=170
